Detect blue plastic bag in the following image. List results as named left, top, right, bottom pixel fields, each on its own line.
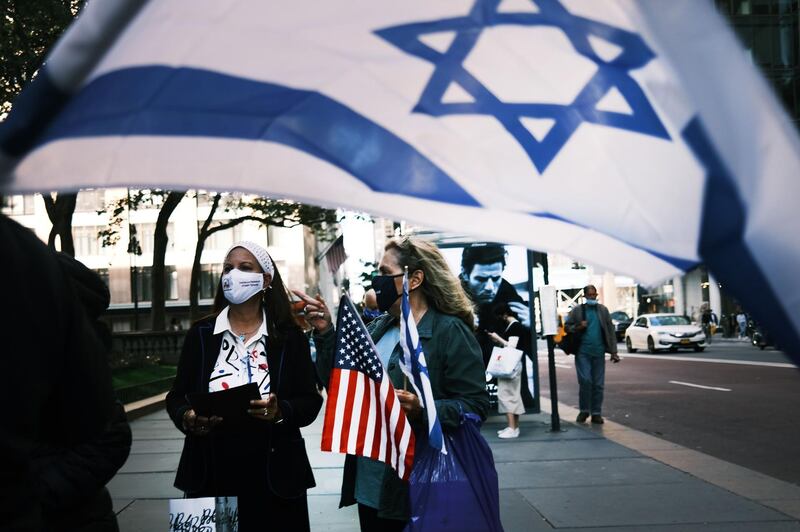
left=405, top=413, right=503, bottom=532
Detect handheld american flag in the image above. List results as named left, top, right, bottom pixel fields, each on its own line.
left=399, top=273, right=445, bottom=453
left=321, top=294, right=415, bottom=480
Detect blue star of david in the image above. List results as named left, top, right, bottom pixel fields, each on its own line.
left=375, top=0, right=670, bottom=173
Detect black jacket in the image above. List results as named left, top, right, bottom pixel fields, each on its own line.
left=475, top=279, right=526, bottom=364
left=166, top=317, right=322, bottom=499
left=315, top=308, right=488, bottom=521
left=33, top=402, right=132, bottom=532
left=1, top=215, right=116, bottom=529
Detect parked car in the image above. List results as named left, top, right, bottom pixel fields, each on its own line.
left=625, top=313, right=707, bottom=353
left=610, top=311, right=633, bottom=342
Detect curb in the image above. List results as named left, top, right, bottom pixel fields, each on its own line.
left=540, top=395, right=800, bottom=520
left=123, top=392, right=167, bottom=421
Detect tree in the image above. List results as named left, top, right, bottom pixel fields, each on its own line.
left=41, top=193, right=76, bottom=255
left=2, top=1, right=84, bottom=253
left=151, top=191, right=185, bottom=331
left=188, top=193, right=337, bottom=320
left=100, top=189, right=186, bottom=331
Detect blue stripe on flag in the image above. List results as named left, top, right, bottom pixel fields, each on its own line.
left=0, top=68, right=71, bottom=159
left=684, top=116, right=800, bottom=361
left=30, top=66, right=479, bottom=207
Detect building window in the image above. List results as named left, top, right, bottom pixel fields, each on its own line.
left=94, top=268, right=109, bottom=288
left=138, top=223, right=175, bottom=254
left=199, top=263, right=222, bottom=299
left=133, top=265, right=178, bottom=302
left=134, top=266, right=152, bottom=303
left=73, top=226, right=102, bottom=257
left=75, top=189, right=106, bottom=213
left=1, top=194, right=36, bottom=215
left=168, top=267, right=179, bottom=300
left=205, top=224, right=243, bottom=251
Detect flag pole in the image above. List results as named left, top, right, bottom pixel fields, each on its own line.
left=403, top=266, right=409, bottom=392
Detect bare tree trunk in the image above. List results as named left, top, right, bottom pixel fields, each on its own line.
left=43, top=192, right=77, bottom=256
left=189, top=194, right=221, bottom=320
left=150, top=191, right=185, bottom=331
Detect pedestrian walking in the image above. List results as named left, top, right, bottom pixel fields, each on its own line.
left=701, top=306, right=714, bottom=345
left=488, top=302, right=528, bottom=439
left=166, top=241, right=322, bottom=531
left=298, top=236, right=489, bottom=531
left=736, top=309, right=748, bottom=340
left=564, top=285, right=620, bottom=425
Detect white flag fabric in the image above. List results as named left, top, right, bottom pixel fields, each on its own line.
left=1, top=0, right=798, bottom=359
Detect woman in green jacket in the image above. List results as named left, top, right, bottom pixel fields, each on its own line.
left=294, top=236, right=489, bottom=531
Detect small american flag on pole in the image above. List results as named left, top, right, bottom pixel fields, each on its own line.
left=324, top=235, right=348, bottom=274
left=321, top=294, right=415, bottom=480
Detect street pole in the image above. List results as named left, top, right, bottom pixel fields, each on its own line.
left=526, top=250, right=541, bottom=413
left=539, top=253, right=563, bottom=432
left=546, top=335, right=561, bottom=431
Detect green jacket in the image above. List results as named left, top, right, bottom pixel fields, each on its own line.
left=314, top=306, right=488, bottom=520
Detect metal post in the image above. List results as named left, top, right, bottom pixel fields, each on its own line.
left=526, top=250, right=541, bottom=413
left=539, top=252, right=563, bottom=432
left=546, top=335, right=561, bottom=431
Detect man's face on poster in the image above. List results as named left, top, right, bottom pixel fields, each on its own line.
left=465, top=262, right=504, bottom=305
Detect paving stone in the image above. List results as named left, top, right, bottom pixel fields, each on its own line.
left=130, top=438, right=184, bottom=454
left=116, top=499, right=171, bottom=531
left=482, top=423, right=601, bottom=443
left=308, top=494, right=359, bottom=528
left=556, top=522, right=800, bottom=532
left=496, top=457, right=689, bottom=490
left=112, top=499, right=134, bottom=514
left=308, top=468, right=347, bottom=496
left=129, top=428, right=184, bottom=440
left=118, top=452, right=181, bottom=474
left=499, top=489, right=554, bottom=532
left=518, top=482, right=792, bottom=528
left=491, top=438, right=639, bottom=463
left=108, top=472, right=182, bottom=499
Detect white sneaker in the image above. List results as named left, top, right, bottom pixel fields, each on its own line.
left=497, top=427, right=520, bottom=439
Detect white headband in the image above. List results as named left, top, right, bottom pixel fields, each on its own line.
left=225, top=241, right=275, bottom=280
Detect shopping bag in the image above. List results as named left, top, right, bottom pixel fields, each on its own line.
left=406, top=413, right=503, bottom=532
left=557, top=330, right=583, bottom=355
left=169, top=497, right=238, bottom=531
left=486, top=344, right=523, bottom=379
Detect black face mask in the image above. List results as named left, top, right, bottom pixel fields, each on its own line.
left=372, top=273, right=403, bottom=312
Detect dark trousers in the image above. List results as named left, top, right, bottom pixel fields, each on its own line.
left=357, top=503, right=406, bottom=532
left=575, top=353, right=606, bottom=415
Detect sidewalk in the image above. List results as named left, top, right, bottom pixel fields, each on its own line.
left=110, top=399, right=800, bottom=531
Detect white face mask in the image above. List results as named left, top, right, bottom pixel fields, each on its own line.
left=221, top=268, right=264, bottom=305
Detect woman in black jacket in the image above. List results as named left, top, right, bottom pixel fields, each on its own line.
left=166, top=241, right=322, bottom=531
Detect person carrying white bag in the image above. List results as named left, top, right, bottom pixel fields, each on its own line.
left=486, top=303, right=527, bottom=439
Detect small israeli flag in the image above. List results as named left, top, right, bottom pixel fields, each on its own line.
left=399, top=272, right=445, bottom=453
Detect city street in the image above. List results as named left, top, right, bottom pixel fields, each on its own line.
left=538, top=339, right=800, bottom=486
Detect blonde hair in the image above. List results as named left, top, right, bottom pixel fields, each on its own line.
left=384, top=236, right=475, bottom=329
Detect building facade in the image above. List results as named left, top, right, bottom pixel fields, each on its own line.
left=2, top=189, right=313, bottom=331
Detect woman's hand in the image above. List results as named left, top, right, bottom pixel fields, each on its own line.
left=183, top=409, right=222, bottom=436
left=291, top=289, right=332, bottom=333
left=395, top=390, right=422, bottom=421
left=487, top=331, right=507, bottom=347
left=248, top=394, right=282, bottom=422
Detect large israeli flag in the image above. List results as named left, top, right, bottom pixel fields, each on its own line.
left=1, top=0, right=799, bottom=359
